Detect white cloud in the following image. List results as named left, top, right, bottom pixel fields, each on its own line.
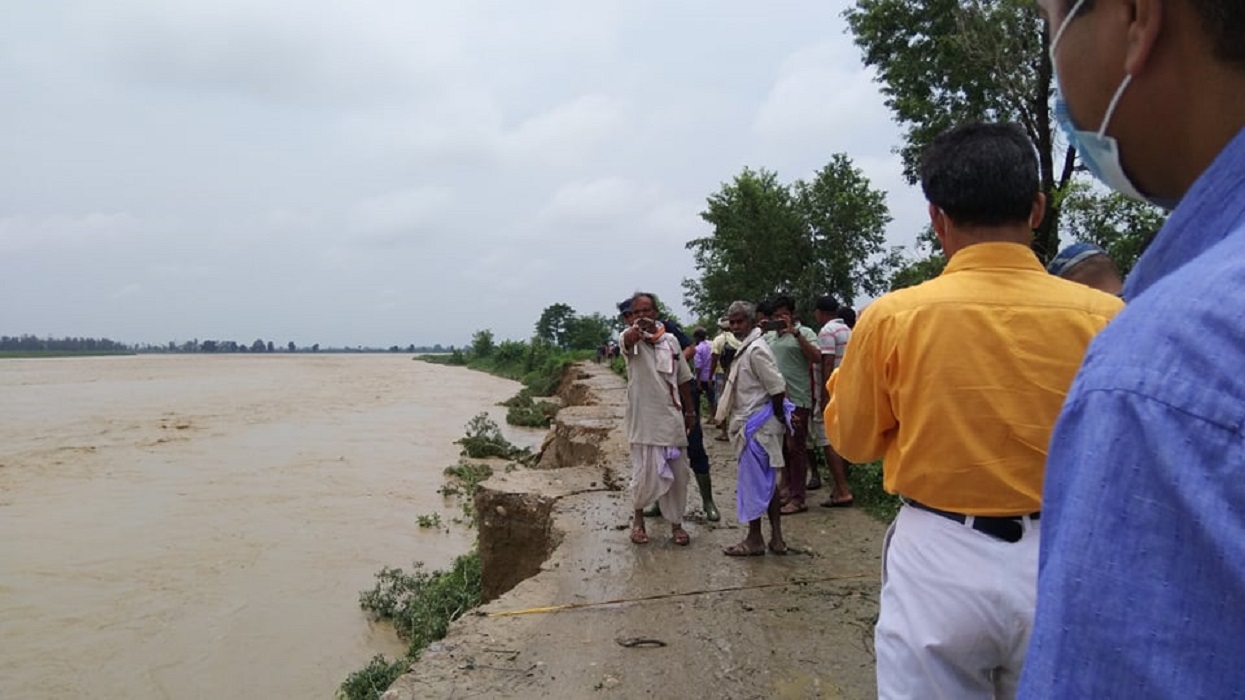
left=0, top=0, right=926, bottom=346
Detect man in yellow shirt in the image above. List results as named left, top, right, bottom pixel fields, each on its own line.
left=825, top=122, right=1123, bottom=699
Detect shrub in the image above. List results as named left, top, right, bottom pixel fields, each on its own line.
left=455, top=413, right=530, bottom=461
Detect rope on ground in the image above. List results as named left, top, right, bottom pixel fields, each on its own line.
left=485, top=571, right=873, bottom=618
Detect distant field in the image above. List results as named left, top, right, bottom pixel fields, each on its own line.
left=0, top=351, right=137, bottom=359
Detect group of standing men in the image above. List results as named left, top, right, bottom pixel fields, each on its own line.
left=618, top=0, right=1245, bottom=695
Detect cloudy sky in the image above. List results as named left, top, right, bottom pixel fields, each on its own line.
left=0, top=0, right=928, bottom=348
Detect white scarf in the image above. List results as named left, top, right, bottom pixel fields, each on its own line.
left=713, top=328, right=762, bottom=424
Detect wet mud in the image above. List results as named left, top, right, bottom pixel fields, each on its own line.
left=385, top=362, right=886, bottom=699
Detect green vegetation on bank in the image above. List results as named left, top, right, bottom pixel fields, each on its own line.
left=845, top=462, right=900, bottom=523
left=339, top=416, right=520, bottom=700
left=426, top=330, right=590, bottom=398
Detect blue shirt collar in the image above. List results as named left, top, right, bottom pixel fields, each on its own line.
left=1124, top=126, right=1245, bottom=300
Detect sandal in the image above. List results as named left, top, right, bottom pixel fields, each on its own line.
left=723, top=542, right=765, bottom=557
left=767, top=540, right=789, bottom=555
left=820, top=495, right=855, bottom=508
left=630, top=527, right=650, bottom=545
left=779, top=502, right=808, bottom=515
left=671, top=527, right=690, bottom=546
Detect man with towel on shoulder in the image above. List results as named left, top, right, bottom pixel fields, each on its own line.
left=620, top=292, right=696, bottom=547
left=717, top=300, right=794, bottom=556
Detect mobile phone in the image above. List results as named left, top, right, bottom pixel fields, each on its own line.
left=761, top=319, right=786, bottom=332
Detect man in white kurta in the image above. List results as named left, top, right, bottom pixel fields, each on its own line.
left=715, top=302, right=790, bottom=556
left=621, top=292, right=695, bottom=546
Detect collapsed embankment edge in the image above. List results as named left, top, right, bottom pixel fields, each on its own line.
left=380, top=361, right=627, bottom=698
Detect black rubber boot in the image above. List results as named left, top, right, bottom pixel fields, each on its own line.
left=695, top=472, right=720, bottom=522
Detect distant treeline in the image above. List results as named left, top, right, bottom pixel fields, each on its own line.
left=0, top=335, right=456, bottom=355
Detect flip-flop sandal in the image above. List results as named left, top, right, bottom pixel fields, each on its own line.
left=723, top=543, right=765, bottom=557
left=820, top=496, right=855, bottom=508
left=779, top=502, right=808, bottom=515
left=714, top=434, right=729, bottom=442
left=671, top=528, right=691, bottom=546
left=767, top=542, right=789, bottom=555
left=630, top=528, right=650, bottom=545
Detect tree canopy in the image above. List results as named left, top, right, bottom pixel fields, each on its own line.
left=845, top=0, right=1165, bottom=283
left=683, top=156, right=894, bottom=320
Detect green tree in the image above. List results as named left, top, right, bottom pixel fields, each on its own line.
left=683, top=158, right=894, bottom=318
left=845, top=0, right=1164, bottom=270
left=534, top=303, right=577, bottom=349
left=564, top=313, right=614, bottom=351
left=470, top=329, right=494, bottom=358
left=1058, top=182, right=1165, bottom=277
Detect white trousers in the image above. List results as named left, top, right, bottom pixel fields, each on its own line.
left=876, top=505, right=1040, bottom=700
left=629, top=443, right=690, bottom=524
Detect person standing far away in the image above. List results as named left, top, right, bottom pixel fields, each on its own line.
left=708, top=316, right=741, bottom=442
left=691, top=327, right=716, bottom=421
left=716, top=301, right=794, bottom=556
left=1022, top=1, right=1245, bottom=697
left=824, top=122, right=1124, bottom=700
left=761, top=295, right=820, bottom=515
left=618, top=292, right=696, bottom=546
left=811, top=295, right=854, bottom=508
left=1046, top=241, right=1124, bottom=295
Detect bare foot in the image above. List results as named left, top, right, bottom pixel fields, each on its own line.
left=723, top=541, right=765, bottom=556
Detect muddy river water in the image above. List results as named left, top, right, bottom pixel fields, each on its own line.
left=0, top=354, right=542, bottom=699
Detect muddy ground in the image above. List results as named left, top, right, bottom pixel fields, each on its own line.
left=384, top=363, right=887, bottom=700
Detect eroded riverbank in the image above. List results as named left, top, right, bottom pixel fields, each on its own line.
left=383, top=362, right=886, bottom=699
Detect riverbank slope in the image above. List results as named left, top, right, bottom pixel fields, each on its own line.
left=383, top=362, right=886, bottom=699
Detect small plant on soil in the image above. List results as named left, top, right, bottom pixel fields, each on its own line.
left=455, top=412, right=531, bottom=461
left=442, top=461, right=494, bottom=528
left=416, top=512, right=443, bottom=529
left=342, top=554, right=483, bottom=699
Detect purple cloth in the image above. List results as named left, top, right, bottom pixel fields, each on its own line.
left=659, top=446, right=680, bottom=481
left=693, top=340, right=712, bottom=382
left=736, top=399, right=796, bottom=523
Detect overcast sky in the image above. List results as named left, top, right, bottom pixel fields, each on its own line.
left=0, top=0, right=928, bottom=348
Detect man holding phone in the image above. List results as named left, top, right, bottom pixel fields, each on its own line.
left=762, top=295, right=820, bottom=515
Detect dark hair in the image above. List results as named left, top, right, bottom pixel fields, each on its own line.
left=1064, top=0, right=1245, bottom=67
left=756, top=299, right=776, bottom=317
left=920, top=122, right=1039, bottom=227
left=616, top=298, right=633, bottom=314
left=838, top=307, right=857, bottom=329
left=772, top=295, right=796, bottom=314
left=693, top=328, right=707, bottom=341
left=816, top=295, right=840, bottom=313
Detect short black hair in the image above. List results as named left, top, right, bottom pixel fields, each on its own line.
left=816, top=295, right=840, bottom=313
left=756, top=299, right=776, bottom=317
left=920, top=122, right=1039, bottom=227
left=772, top=295, right=796, bottom=314
left=838, top=307, right=857, bottom=329
left=693, top=328, right=707, bottom=341
left=1064, top=0, right=1245, bottom=67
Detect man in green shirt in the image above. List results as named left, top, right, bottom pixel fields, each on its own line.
left=763, top=295, right=820, bottom=514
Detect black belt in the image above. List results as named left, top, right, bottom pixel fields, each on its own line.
left=903, top=499, right=1039, bottom=544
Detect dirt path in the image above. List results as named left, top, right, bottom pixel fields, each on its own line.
left=385, top=363, right=886, bottom=699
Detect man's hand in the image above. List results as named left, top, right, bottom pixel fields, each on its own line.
left=683, top=411, right=696, bottom=434
left=777, top=313, right=794, bottom=336
left=622, top=325, right=642, bottom=348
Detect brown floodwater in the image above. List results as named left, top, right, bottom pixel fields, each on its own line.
left=0, top=354, right=543, bottom=699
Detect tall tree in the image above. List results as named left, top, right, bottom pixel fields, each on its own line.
left=534, top=303, right=577, bottom=349
left=683, top=159, right=893, bottom=319
left=845, top=0, right=1164, bottom=271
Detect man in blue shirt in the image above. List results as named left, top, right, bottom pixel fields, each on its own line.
left=1023, top=1, right=1245, bottom=697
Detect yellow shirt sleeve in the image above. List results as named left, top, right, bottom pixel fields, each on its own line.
left=824, top=316, right=895, bottom=464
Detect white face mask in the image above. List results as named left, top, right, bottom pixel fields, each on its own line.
left=1049, top=0, right=1175, bottom=209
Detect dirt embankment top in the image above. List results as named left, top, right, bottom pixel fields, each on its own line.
left=383, top=362, right=886, bottom=700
